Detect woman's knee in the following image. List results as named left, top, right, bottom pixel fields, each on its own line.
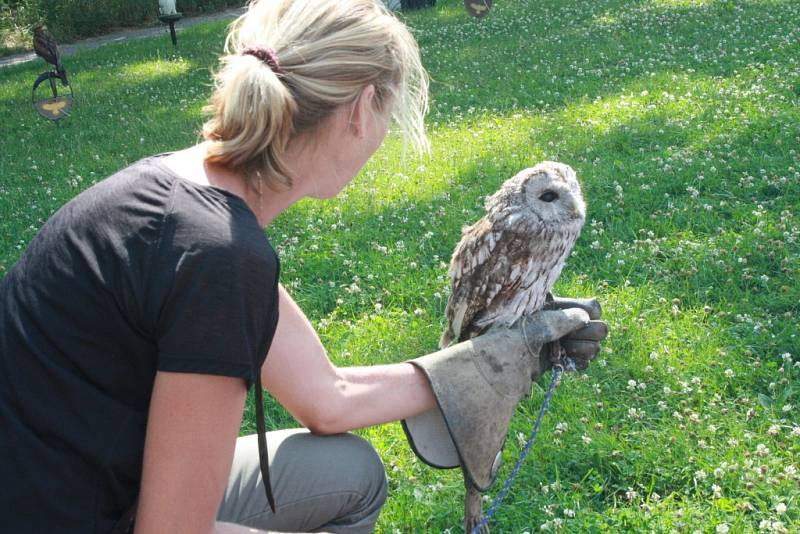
left=335, top=433, right=388, bottom=506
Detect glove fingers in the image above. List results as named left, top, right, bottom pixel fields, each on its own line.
left=561, top=339, right=600, bottom=361
left=549, top=297, right=602, bottom=320
left=526, top=308, right=590, bottom=343
left=564, top=320, right=608, bottom=342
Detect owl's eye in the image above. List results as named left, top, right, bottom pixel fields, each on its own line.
left=539, top=191, right=559, bottom=202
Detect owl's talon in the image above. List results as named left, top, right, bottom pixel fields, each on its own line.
left=464, top=517, right=490, bottom=534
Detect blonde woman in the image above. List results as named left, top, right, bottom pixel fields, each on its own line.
left=0, top=1, right=603, bottom=532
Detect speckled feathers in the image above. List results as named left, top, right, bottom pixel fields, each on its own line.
left=440, top=161, right=586, bottom=348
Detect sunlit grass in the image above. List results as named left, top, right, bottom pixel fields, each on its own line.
left=1, top=0, right=799, bottom=532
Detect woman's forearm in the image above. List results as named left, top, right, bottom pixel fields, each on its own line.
left=319, top=362, right=436, bottom=434
left=262, top=284, right=436, bottom=435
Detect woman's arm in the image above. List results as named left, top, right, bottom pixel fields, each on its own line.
left=135, top=372, right=247, bottom=534
left=260, top=284, right=436, bottom=435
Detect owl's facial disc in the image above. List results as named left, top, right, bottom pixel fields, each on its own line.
left=522, top=171, right=584, bottom=222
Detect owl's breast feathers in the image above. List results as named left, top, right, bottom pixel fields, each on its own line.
left=440, top=207, right=581, bottom=349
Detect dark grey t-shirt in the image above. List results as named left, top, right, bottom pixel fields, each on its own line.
left=0, top=154, right=280, bottom=533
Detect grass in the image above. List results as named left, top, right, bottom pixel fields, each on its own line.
left=1, top=0, right=799, bottom=531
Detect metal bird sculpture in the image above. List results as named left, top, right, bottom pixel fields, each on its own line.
left=31, top=25, right=73, bottom=121
left=33, top=25, right=69, bottom=87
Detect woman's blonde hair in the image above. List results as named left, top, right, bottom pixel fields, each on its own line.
left=202, top=0, right=430, bottom=190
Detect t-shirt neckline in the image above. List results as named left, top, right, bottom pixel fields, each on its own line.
left=148, top=152, right=260, bottom=223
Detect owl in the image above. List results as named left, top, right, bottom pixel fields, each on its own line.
left=440, top=161, right=586, bottom=349
left=442, top=161, right=586, bottom=534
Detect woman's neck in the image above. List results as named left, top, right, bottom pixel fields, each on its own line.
left=162, top=141, right=319, bottom=228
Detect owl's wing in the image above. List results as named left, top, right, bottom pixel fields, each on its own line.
left=440, top=212, right=529, bottom=348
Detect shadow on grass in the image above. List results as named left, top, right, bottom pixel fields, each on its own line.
left=419, top=0, right=799, bottom=120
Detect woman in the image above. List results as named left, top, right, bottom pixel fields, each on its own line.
left=0, top=1, right=599, bottom=532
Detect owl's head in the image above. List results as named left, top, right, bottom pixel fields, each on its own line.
left=488, top=161, right=585, bottom=228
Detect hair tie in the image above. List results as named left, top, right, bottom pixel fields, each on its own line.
left=242, top=46, right=282, bottom=75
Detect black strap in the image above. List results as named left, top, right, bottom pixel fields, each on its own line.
left=110, top=499, right=137, bottom=534
left=254, top=373, right=277, bottom=513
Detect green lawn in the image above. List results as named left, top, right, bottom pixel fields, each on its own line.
left=1, top=0, right=799, bottom=532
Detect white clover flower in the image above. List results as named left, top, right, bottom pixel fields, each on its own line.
left=775, top=502, right=787, bottom=514
left=791, top=427, right=800, bottom=437
left=782, top=404, right=793, bottom=413
left=712, top=484, right=722, bottom=498
left=724, top=369, right=735, bottom=378
left=694, top=469, right=707, bottom=481
left=627, top=379, right=637, bottom=391
left=714, top=467, right=725, bottom=478
left=767, top=425, right=780, bottom=436
left=581, top=434, right=592, bottom=445
left=756, top=444, right=770, bottom=457
left=716, top=524, right=730, bottom=534
left=563, top=508, right=575, bottom=518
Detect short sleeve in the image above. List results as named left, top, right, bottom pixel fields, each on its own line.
left=155, top=239, right=278, bottom=382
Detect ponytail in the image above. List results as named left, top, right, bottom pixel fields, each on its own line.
left=202, top=0, right=430, bottom=191
left=203, top=52, right=297, bottom=189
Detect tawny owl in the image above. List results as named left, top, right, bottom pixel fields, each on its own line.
left=441, top=161, right=586, bottom=348
left=441, top=161, right=586, bottom=534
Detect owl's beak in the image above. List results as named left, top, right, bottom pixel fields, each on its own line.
left=572, top=199, right=587, bottom=221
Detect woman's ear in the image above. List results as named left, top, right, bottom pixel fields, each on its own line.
left=349, top=84, right=377, bottom=139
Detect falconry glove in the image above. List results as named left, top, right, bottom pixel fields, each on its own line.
left=544, top=296, right=608, bottom=370
left=402, top=306, right=595, bottom=491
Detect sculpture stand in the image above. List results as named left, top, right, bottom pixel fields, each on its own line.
left=158, top=13, right=182, bottom=47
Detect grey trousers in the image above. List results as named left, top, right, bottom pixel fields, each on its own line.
left=217, top=429, right=388, bottom=533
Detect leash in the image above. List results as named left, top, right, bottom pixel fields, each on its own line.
left=468, top=364, right=565, bottom=534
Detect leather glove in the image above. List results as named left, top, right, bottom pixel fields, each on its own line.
left=543, top=296, right=608, bottom=370
left=403, top=305, right=593, bottom=490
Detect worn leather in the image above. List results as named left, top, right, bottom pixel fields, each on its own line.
left=402, top=307, right=590, bottom=491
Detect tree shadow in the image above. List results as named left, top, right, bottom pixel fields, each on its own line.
left=418, top=0, right=799, bottom=121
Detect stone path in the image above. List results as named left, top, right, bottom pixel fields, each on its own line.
left=0, top=7, right=244, bottom=69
